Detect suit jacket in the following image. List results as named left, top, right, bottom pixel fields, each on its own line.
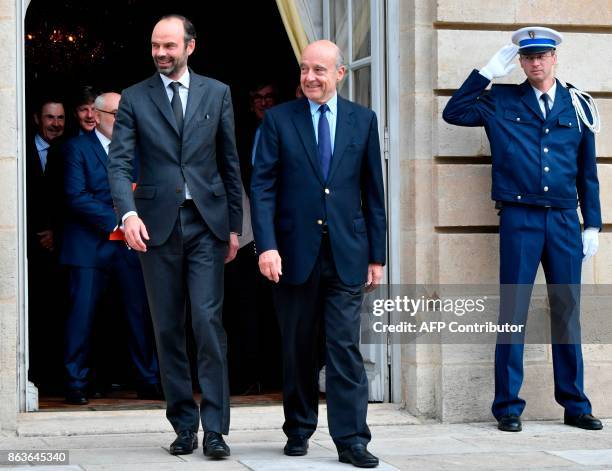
left=26, top=136, right=48, bottom=251
left=59, top=132, right=125, bottom=267
left=26, top=135, right=65, bottom=259
left=108, top=70, right=243, bottom=246
left=443, top=70, right=601, bottom=228
left=251, top=96, right=386, bottom=286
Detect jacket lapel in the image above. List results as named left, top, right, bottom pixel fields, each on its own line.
left=292, top=99, right=324, bottom=184
left=327, top=96, right=354, bottom=184
left=88, top=132, right=109, bottom=169
left=520, top=80, right=545, bottom=122
left=545, top=79, right=571, bottom=124
left=147, top=73, right=180, bottom=136
left=184, top=70, right=207, bottom=126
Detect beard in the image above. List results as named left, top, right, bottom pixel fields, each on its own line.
left=153, top=53, right=187, bottom=77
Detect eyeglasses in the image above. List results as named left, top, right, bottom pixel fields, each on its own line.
left=96, top=109, right=117, bottom=116
left=252, top=93, right=275, bottom=102
left=519, top=52, right=554, bottom=63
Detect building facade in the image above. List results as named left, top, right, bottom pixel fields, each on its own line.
left=0, top=0, right=610, bottom=431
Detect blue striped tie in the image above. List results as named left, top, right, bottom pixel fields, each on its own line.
left=318, top=104, right=331, bottom=180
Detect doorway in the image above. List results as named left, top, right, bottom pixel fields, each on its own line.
left=24, top=0, right=297, bottom=410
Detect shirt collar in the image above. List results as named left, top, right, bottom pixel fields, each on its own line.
left=160, top=69, right=191, bottom=90
left=308, top=92, right=338, bottom=116
left=531, top=80, right=557, bottom=104
left=34, top=133, right=50, bottom=152
left=94, top=128, right=111, bottom=153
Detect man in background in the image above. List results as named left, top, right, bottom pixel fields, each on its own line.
left=61, top=92, right=161, bottom=405
left=26, top=96, right=66, bottom=390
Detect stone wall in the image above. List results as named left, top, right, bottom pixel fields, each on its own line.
left=0, top=0, right=19, bottom=432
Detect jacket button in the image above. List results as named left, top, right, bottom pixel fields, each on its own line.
left=544, top=186, right=549, bottom=192
left=317, top=219, right=323, bottom=225
left=544, top=147, right=549, bottom=153
left=324, top=188, right=330, bottom=195
left=516, top=117, right=521, bottom=121
left=516, top=195, right=522, bottom=200
left=545, top=128, right=550, bottom=134
left=544, top=166, right=550, bottom=172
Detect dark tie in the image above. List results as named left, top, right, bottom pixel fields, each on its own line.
left=170, top=81, right=184, bottom=133
left=318, top=104, right=332, bottom=180
left=540, top=93, right=551, bottom=119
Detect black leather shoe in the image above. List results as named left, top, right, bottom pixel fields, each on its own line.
left=564, top=413, right=603, bottom=430
left=497, top=415, right=522, bottom=432
left=203, top=431, right=230, bottom=458
left=136, top=383, right=165, bottom=400
left=338, top=444, right=379, bottom=468
left=65, top=389, right=88, bottom=405
left=284, top=436, right=309, bottom=456
left=169, top=430, right=198, bottom=455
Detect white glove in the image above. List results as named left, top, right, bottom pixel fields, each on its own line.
left=582, top=227, right=599, bottom=262
left=479, top=44, right=518, bottom=80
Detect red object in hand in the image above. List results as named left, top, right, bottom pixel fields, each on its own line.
left=109, top=183, right=137, bottom=241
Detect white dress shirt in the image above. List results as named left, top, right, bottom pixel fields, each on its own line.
left=531, top=81, right=557, bottom=118
left=160, top=69, right=192, bottom=199
left=95, top=129, right=111, bottom=155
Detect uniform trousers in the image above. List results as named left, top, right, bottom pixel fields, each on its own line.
left=492, top=204, right=591, bottom=419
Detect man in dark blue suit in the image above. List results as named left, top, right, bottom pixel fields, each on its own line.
left=251, top=40, right=386, bottom=468
left=61, top=92, right=160, bottom=405
left=443, top=27, right=602, bottom=432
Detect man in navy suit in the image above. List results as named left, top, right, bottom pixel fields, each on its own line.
left=443, top=27, right=602, bottom=432
left=251, top=40, right=386, bottom=468
left=61, top=92, right=160, bottom=405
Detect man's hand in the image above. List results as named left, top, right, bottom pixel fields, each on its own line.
left=365, top=263, right=383, bottom=292
left=225, top=233, right=239, bottom=264
left=480, top=44, right=518, bottom=80
left=582, top=227, right=599, bottom=262
left=124, top=215, right=149, bottom=252
left=258, top=249, right=282, bottom=283
left=37, top=230, right=54, bottom=251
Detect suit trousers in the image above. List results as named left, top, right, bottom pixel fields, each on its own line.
left=492, top=204, right=591, bottom=419
left=273, top=234, right=371, bottom=450
left=139, top=204, right=230, bottom=435
left=64, top=243, right=158, bottom=390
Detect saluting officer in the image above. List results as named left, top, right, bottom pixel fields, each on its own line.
left=443, top=27, right=603, bottom=432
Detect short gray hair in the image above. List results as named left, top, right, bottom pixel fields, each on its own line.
left=335, top=46, right=345, bottom=69
left=93, top=94, right=106, bottom=110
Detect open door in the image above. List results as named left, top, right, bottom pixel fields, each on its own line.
left=322, top=0, right=389, bottom=402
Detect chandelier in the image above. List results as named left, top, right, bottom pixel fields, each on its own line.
left=25, top=25, right=105, bottom=72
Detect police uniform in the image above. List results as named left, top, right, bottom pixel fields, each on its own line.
left=443, top=28, right=601, bottom=425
